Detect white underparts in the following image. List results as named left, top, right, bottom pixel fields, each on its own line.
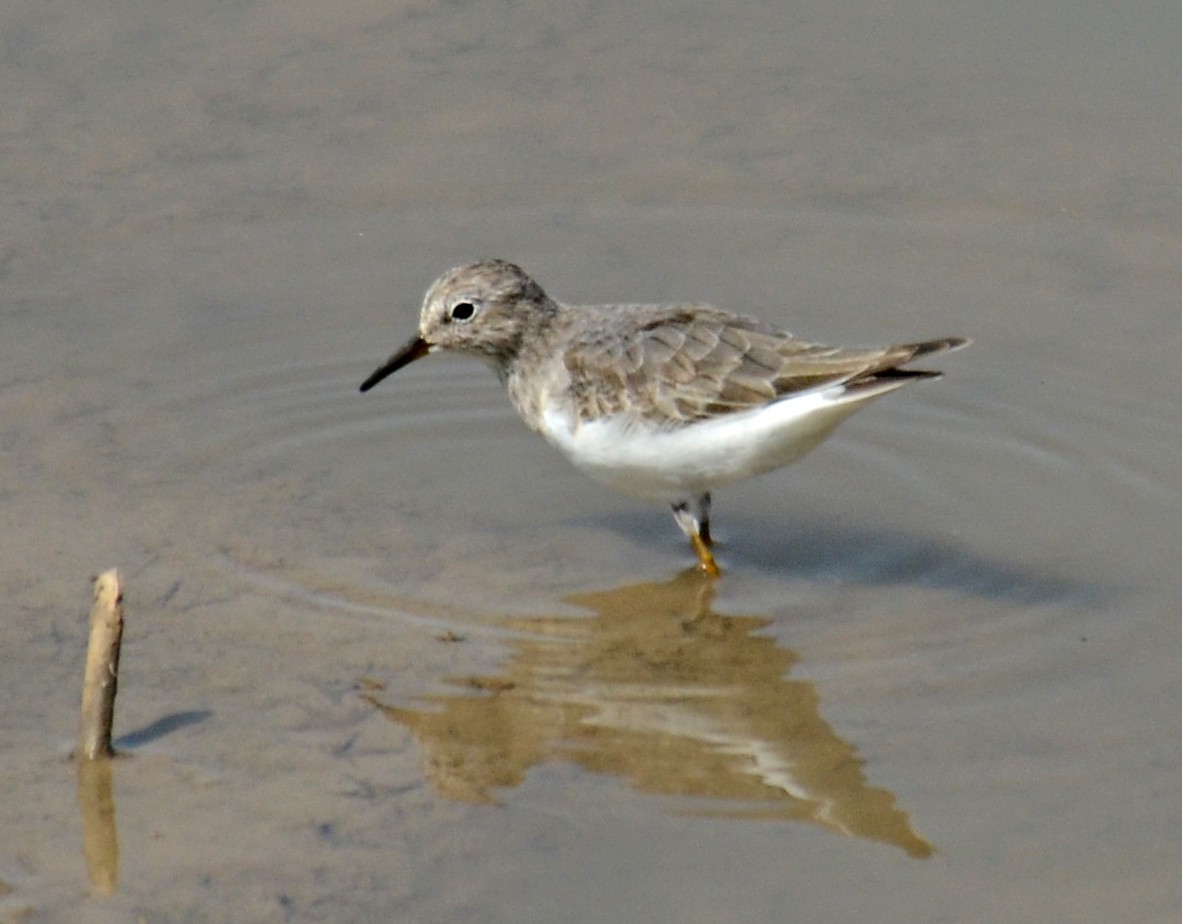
left=538, top=380, right=905, bottom=502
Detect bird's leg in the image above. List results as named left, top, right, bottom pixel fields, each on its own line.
left=697, top=492, right=713, bottom=547
left=671, top=493, right=719, bottom=577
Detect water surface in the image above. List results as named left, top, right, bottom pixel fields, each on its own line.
left=2, top=2, right=1180, bottom=922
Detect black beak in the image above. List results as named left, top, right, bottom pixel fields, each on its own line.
left=359, top=336, right=432, bottom=392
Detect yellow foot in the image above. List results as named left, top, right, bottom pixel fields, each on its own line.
left=690, top=534, right=721, bottom=578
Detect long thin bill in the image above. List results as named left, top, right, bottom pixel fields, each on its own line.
left=359, top=336, right=431, bottom=392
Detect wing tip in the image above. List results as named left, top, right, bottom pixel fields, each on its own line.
left=904, top=336, right=972, bottom=360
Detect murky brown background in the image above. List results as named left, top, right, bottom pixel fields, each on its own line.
left=3, top=1, right=1180, bottom=921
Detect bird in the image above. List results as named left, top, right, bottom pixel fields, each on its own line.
left=360, top=259, right=968, bottom=576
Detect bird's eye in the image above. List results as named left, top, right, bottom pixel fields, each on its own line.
left=451, top=302, right=476, bottom=321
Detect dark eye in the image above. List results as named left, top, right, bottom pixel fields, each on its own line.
left=451, top=302, right=475, bottom=321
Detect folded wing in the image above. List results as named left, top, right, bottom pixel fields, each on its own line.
left=563, top=306, right=967, bottom=426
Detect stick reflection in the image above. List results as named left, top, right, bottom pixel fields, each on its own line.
left=75, top=757, right=119, bottom=893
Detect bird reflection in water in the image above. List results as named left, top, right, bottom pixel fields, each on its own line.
left=363, top=571, right=932, bottom=858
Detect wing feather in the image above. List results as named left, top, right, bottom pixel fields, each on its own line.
left=560, top=305, right=966, bottom=426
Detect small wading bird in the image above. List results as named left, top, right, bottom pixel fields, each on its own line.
left=361, top=260, right=968, bottom=576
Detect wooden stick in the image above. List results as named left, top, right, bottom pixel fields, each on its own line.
left=77, top=569, right=124, bottom=761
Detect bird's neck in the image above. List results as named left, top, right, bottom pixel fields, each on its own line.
left=500, top=298, right=566, bottom=428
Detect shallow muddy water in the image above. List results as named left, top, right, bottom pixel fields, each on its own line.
left=2, top=2, right=1180, bottom=922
